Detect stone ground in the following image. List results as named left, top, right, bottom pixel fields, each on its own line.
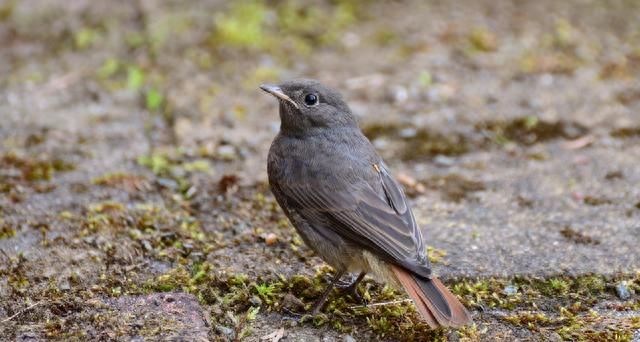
left=1, top=0, right=639, bottom=341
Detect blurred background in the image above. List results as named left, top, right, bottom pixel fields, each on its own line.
left=1, top=0, right=639, bottom=341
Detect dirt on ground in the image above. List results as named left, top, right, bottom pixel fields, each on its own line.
left=1, top=0, right=639, bottom=341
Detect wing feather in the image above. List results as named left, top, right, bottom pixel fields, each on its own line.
left=277, top=163, right=431, bottom=278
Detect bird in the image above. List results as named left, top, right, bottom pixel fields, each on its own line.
left=261, top=78, right=471, bottom=328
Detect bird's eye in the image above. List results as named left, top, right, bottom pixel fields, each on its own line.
left=304, top=94, right=318, bottom=106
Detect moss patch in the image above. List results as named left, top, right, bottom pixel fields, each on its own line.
left=1, top=152, right=74, bottom=182
left=476, top=117, right=588, bottom=146
left=362, top=123, right=470, bottom=161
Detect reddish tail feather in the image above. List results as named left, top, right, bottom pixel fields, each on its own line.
left=391, top=265, right=471, bottom=328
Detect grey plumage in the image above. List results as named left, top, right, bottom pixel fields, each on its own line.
left=262, top=79, right=471, bottom=327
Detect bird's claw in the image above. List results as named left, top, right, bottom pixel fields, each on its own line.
left=347, top=288, right=368, bottom=306
left=281, top=307, right=304, bottom=322
left=334, top=279, right=354, bottom=288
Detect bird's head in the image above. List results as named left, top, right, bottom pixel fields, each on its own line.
left=260, top=79, right=357, bottom=135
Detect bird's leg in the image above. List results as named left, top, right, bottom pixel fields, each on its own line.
left=336, top=272, right=367, bottom=304
left=311, top=270, right=345, bottom=314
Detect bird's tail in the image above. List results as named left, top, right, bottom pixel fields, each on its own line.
left=391, top=265, right=471, bottom=328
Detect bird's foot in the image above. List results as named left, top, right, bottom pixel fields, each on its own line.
left=343, top=283, right=367, bottom=305
left=334, top=273, right=367, bottom=305
left=322, top=274, right=351, bottom=288
left=281, top=307, right=305, bottom=322
left=334, top=274, right=357, bottom=289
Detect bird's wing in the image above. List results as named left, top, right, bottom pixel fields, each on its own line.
left=274, top=162, right=431, bottom=277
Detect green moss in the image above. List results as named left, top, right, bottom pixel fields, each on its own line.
left=277, top=0, right=358, bottom=48
left=97, top=58, right=120, bottom=79
left=611, top=126, right=640, bottom=138
left=89, top=201, right=126, bottom=214
left=0, top=221, right=16, bottom=239
left=423, top=174, right=486, bottom=202
left=556, top=311, right=637, bottom=341
left=404, top=129, right=469, bottom=160
left=208, top=0, right=363, bottom=58
left=574, top=275, right=606, bottom=295
left=476, top=117, right=588, bottom=146
left=467, top=27, right=498, bottom=53
left=361, top=123, right=470, bottom=160
left=502, top=306, right=639, bottom=341
left=92, top=172, right=147, bottom=188
left=364, top=116, right=583, bottom=159
left=518, top=50, right=582, bottom=75
left=136, top=150, right=216, bottom=188
left=1, top=153, right=75, bottom=182
left=452, top=274, right=628, bottom=314
left=503, top=311, right=551, bottom=329
left=0, top=0, right=15, bottom=21
left=287, top=274, right=316, bottom=298
left=126, top=65, right=145, bottom=90
left=372, top=27, right=399, bottom=46
left=426, top=246, right=447, bottom=264
left=73, top=27, right=99, bottom=50
left=228, top=274, right=249, bottom=287
left=182, top=160, right=211, bottom=174
left=147, top=267, right=192, bottom=292
left=449, top=274, right=639, bottom=340
left=540, top=277, right=571, bottom=295
left=213, top=1, right=267, bottom=49
left=366, top=316, right=393, bottom=336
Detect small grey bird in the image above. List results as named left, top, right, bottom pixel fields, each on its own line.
left=261, top=79, right=471, bottom=328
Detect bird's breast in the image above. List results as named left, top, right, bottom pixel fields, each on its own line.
left=269, top=132, right=378, bottom=185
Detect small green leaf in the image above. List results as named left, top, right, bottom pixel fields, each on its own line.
left=98, top=58, right=119, bottom=79
left=127, top=66, right=145, bottom=90
left=418, top=70, right=432, bottom=87
left=74, top=28, right=97, bottom=49
left=246, top=306, right=260, bottom=321
left=524, top=116, right=539, bottom=130
left=145, top=88, right=163, bottom=111
left=137, top=154, right=170, bottom=175
left=183, top=160, right=211, bottom=173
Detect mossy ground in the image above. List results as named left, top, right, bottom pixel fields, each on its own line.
left=2, top=0, right=640, bottom=341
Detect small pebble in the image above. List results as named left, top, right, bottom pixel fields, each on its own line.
left=249, top=295, right=262, bottom=306
left=615, top=281, right=633, bottom=300
left=503, top=285, right=518, bottom=296
left=216, top=325, right=236, bottom=340
left=372, top=138, right=388, bottom=150
left=184, top=186, right=197, bottom=199
left=190, top=252, right=205, bottom=262
left=389, top=85, right=409, bottom=103
left=571, top=192, right=584, bottom=201
left=433, top=155, right=455, bottom=167
left=265, top=233, right=278, bottom=246
left=342, top=32, right=360, bottom=47
left=217, top=145, right=237, bottom=160
left=282, top=293, right=305, bottom=311
left=396, top=172, right=418, bottom=188
left=399, top=127, right=417, bottom=138
left=540, top=73, right=554, bottom=86
left=141, top=239, right=153, bottom=252
left=344, top=335, right=356, bottom=342
left=157, top=178, right=178, bottom=189
left=58, top=279, right=71, bottom=291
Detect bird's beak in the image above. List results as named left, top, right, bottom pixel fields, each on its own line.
left=260, top=84, right=299, bottom=109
